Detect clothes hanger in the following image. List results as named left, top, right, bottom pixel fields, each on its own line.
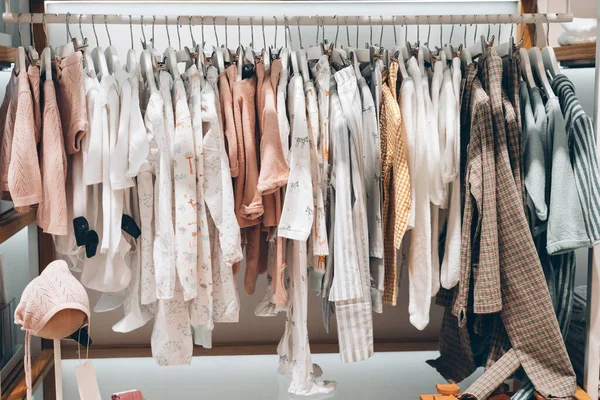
left=495, top=14, right=515, bottom=60
left=541, top=14, right=560, bottom=78
left=139, top=16, right=158, bottom=93
left=244, top=16, right=256, bottom=66
left=77, top=14, right=95, bottom=77
left=352, top=17, right=370, bottom=64
left=467, top=15, right=486, bottom=60
left=55, top=12, right=75, bottom=58
left=163, top=16, right=180, bottom=80
left=330, top=15, right=348, bottom=65
left=236, top=20, right=244, bottom=80
left=104, top=15, right=121, bottom=74
left=90, top=15, right=109, bottom=80
left=419, top=16, right=432, bottom=70
left=519, top=16, right=536, bottom=89
left=211, top=16, right=225, bottom=74
left=528, top=15, right=555, bottom=97
left=443, top=16, right=454, bottom=61
left=461, top=16, right=473, bottom=67
left=259, top=17, right=271, bottom=70
left=24, top=13, right=39, bottom=67
left=14, top=14, right=26, bottom=75
left=197, top=16, right=208, bottom=78
left=150, top=16, right=161, bottom=64
left=40, top=14, right=53, bottom=82
left=270, top=16, right=282, bottom=62
left=125, top=15, right=137, bottom=74
left=175, top=16, right=193, bottom=70
left=306, top=15, right=324, bottom=61
left=387, top=16, right=408, bottom=80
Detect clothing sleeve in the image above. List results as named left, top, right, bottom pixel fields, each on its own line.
left=201, top=86, right=243, bottom=267
left=126, top=79, right=150, bottom=178
left=10, top=85, right=42, bottom=209
left=278, top=77, right=314, bottom=241
left=219, top=71, right=239, bottom=178
left=111, top=78, right=135, bottom=190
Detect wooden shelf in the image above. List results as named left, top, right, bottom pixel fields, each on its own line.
left=554, top=42, right=596, bottom=62
left=0, top=46, right=16, bottom=64
left=1, top=349, right=53, bottom=400
left=0, top=209, right=36, bottom=246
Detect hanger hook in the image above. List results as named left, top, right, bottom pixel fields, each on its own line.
left=345, top=16, right=350, bottom=47
left=42, top=13, right=49, bottom=45
left=189, top=16, right=196, bottom=48
left=334, top=15, right=339, bottom=47
left=356, top=16, right=359, bottom=48
left=315, top=15, right=319, bottom=46
left=152, top=15, right=156, bottom=48
left=177, top=16, right=182, bottom=50
left=17, top=13, right=22, bottom=47
left=439, top=15, right=443, bottom=48
left=250, top=16, right=254, bottom=47
left=213, top=16, right=219, bottom=47
left=486, top=15, right=491, bottom=41
left=104, top=14, right=111, bottom=46
left=78, top=13, right=84, bottom=42
left=224, top=17, right=228, bottom=50
left=449, top=15, right=454, bottom=46
left=92, top=14, right=98, bottom=46
left=463, top=15, right=467, bottom=45
left=368, top=16, right=372, bottom=46
left=66, top=12, right=72, bottom=42
left=261, top=16, right=266, bottom=50
left=129, top=15, right=134, bottom=49
left=273, top=16, right=278, bottom=49
left=392, top=15, right=397, bottom=46
left=201, top=16, right=205, bottom=49
left=164, top=16, right=171, bottom=47
left=403, top=15, right=407, bottom=44
left=285, top=15, right=291, bottom=49
left=510, top=14, right=514, bottom=39
left=497, top=14, right=502, bottom=42
left=426, top=15, right=431, bottom=47
left=473, top=15, right=478, bottom=44
left=237, top=17, right=241, bottom=48
left=545, top=14, right=550, bottom=46
left=416, top=15, right=420, bottom=44
left=29, top=13, right=36, bottom=49
left=532, top=14, right=537, bottom=46
left=296, top=16, right=302, bottom=49
left=379, top=15, right=384, bottom=47
left=140, top=15, right=147, bottom=50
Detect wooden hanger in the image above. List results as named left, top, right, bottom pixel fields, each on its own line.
left=529, top=45, right=555, bottom=98
left=541, top=15, right=560, bottom=78
left=520, top=47, right=537, bottom=88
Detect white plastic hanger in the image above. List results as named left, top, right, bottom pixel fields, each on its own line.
left=528, top=15, right=555, bottom=98
left=461, top=16, right=473, bottom=67
left=521, top=47, right=537, bottom=88
left=541, top=14, right=560, bottom=78
left=467, top=16, right=485, bottom=60
left=55, top=12, right=75, bottom=58
left=306, top=16, right=324, bottom=61
left=25, top=13, right=39, bottom=66
left=125, top=16, right=137, bottom=74
left=75, top=14, right=95, bottom=78
left=494, top=14, right=514, bottom=60
left=138, top=16, right=157, bottom=93
left=163, top=16, right=180, bottom=80
left=90, top=15, right=109, bottom=80
left=210, top=17, right=226, bottom=74
left=104, top=16, right=121, bottom=74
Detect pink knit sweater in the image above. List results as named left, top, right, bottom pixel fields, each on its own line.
left=0, top=69, right=42, bottom=209
left=37, top=80, right=68, bottom=235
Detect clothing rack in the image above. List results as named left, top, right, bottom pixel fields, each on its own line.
left=4, top=0, right=600, bottom=398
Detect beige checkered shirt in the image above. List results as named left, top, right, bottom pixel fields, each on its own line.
left=381, top=62, right=411, bottom=305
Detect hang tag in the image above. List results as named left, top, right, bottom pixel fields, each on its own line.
left=85, top=230, right=99, bottom=258
left=75, top=361, right=102, bottom=400
left=73, top=217, right=90, bottom=246
left=121, top=215, right=141, bottom=239
left=69, top=327, right=93, bottom=348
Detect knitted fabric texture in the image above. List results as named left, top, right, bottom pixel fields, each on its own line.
left=55, top=52, right=88, bottom=154
left=14, top=260, right=90, bottom=400
left=37, top=80, right=68, bottom=235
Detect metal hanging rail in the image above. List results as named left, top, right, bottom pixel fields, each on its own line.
left=1, top=8, right=574, bottom=26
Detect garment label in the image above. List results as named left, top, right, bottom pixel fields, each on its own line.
left=75, top=361, right=102, bottom=400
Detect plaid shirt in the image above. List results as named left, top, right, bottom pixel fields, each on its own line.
left=381, top=62, right=411, bottom=305
left=432, top=50, right=576, bottom=399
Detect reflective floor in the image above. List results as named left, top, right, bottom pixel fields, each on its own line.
left=62, top=351, right=483, bottom=399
